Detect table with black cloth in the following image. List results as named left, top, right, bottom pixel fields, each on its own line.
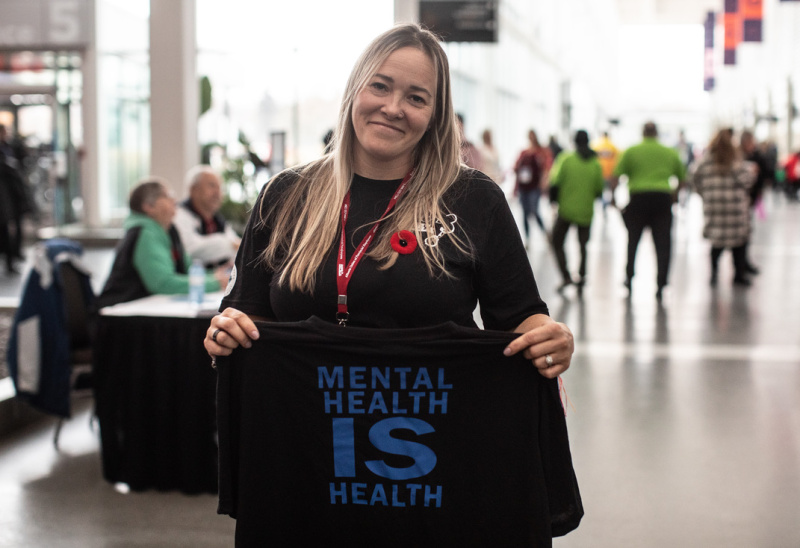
left=93, top=293, right=222, bottom=494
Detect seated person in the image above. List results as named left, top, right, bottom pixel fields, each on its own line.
left=97, top=177, right=229, bottom=308
left=173, top=165, right=241, bottom=267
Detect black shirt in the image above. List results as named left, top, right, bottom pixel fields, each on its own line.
left=216, top=318, right=583, bottom=546
left=221, top=168, right=548, bottom=330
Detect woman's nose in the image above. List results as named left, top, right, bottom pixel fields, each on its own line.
left=381, top=93, right=405, bottom=119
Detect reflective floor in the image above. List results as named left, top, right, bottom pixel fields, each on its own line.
left=0, top=190, right=798, bottom=547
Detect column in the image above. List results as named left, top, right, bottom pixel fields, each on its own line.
left=149, top=0, right=198, bottom=194
left=81, top=0, right=101, bottom=228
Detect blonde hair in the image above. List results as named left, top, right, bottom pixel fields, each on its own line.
left=257, top=23, right=467, bottom=293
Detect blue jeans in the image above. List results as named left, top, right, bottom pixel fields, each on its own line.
left=519, top=189, right=545, bottom=237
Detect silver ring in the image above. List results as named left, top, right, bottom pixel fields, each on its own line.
left=545, top=354, right=554, bottom=367
left=212, top=328, right=221, bottom=343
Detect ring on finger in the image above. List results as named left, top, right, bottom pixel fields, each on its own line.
left=212, top=328, right=222, bottom=343
left=545, top=354, right=554, bottom=367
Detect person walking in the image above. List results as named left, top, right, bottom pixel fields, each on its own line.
left=549, top=130, right=604, bottom=295
left=547, top=135, right=563, bottom=161
left=479, top=129, right=503, bottom=184
left=0, top=125, right=30, bottom=274
left=592, top=131, right=618, bottom=213
left=611, top=121, right=686, bottom=300
left=691, top=129, right=756, bottom=286
left=739, top=130, right=767, bottom=274
left=456, top=113, right=483, bottom=171
left=514, top=129, right=552, bottom=243
left=785, top=149, right=800, bottom=200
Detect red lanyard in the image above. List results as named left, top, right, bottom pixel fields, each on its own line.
left=336, top=169, right=415, bottom=325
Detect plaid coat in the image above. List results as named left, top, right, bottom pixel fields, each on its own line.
left=691, top=158, right=756, bottom=248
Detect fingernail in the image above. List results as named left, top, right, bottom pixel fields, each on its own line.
left=250, top=330, right=259, bottom=339
left=503, top=347, right=512, bottom=356
left=244, top=341, right=252, bottom=349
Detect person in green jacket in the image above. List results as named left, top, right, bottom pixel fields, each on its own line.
left=610, top=122, right=686, bottom=300
left=549, top=130, right=604, bottom=294
left=97, top=178, right=229, bottom=308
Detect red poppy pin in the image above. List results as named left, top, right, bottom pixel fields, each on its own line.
left=390, top=230, right=417, bottom=255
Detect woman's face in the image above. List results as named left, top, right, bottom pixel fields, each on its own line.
left=351, top=47, right=436, bottom=178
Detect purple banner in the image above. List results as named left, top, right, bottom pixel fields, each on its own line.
left=704, top=11, right=715, bottom=91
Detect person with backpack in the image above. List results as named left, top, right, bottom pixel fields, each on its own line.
left=514, top=129, right=552, bottom=244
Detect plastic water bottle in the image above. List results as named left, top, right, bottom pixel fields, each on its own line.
left=189, top=259, right=205, bottom=308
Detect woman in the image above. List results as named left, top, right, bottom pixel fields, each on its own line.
left=205, top=24, right=573, bottom=379
left=549, top=130, right=604, bottom=294
left=479, top=128, right=503, bottom=184
left=691, top=130, right=756, bottom=287
left=97, top=178, right=229, bottom=307
left=513, top=129, right=552, bottom=242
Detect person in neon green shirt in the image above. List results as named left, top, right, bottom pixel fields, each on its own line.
left=610, top=122, right=686, bottom=300
left=549, top=130, right=604, bottom=294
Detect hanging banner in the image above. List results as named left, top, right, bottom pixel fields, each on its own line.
left=419, top=0, right=498, bottom=42
left=741, top=0, right=763, bottom=41
left=704, top=12, right=715, bottom=91
left=723, top=0, right=740, bottom=65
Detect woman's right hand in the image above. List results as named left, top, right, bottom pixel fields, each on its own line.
left=204, top=307, right=260, bottom=357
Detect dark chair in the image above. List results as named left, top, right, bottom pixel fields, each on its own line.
left=6, top=239, right=96, bottom=450
left=53, top=261, right=96, bottom=449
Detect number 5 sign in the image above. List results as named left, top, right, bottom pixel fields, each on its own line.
left=0, top=0, right=91, bottom=49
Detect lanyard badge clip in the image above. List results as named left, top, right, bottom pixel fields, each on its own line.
left=336, top=295, right=349, bottom=326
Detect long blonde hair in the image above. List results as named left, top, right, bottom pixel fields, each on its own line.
left=257, top=23, right=467, bottom=293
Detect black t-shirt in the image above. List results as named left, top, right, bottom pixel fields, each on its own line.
left=216, top=318, right=583, bottom=547
left=221, top=168, right=547, bottom=330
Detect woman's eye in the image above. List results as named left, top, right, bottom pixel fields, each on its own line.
left=410, top=95, right=426, bottom=105
left=370, top=82, right=388, bottom=92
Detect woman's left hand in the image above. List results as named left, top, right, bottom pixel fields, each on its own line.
left=504, top=315, right=574, bottom=378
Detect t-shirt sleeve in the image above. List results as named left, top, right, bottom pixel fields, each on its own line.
left=219, top=174, right=294, bottom=317
left=470, top=180, right=549, bottom=330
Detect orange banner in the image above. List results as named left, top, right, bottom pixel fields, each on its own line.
left=723, top=1, right=740, bottom=65
left=741, top=0, right=762, bottom=19
left=741, top=0, right=763, bottom=42
left=723, top=11, right=741, bottom=49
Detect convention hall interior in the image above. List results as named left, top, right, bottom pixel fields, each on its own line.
left=1, top=0, right=799, bottom=546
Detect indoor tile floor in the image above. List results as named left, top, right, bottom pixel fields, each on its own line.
left=0, top=190, right=798, bottom=547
